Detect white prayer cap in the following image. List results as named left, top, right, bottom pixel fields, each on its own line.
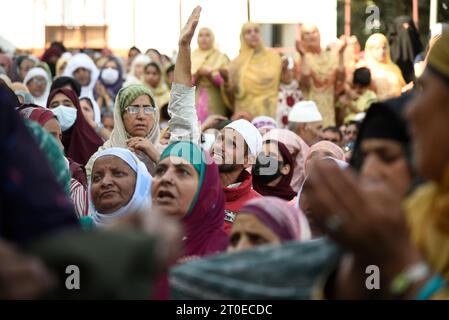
left=288, top=100, right=323, bottom=123
left=225, top=119, right=263, bottom=156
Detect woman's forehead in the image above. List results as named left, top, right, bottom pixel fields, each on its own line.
left=160, top=155, right=194, bottom=167
left=131, top=94, right=151, bottom=104
left=93, top=155, right=133, bottom=171
left=51, top=92, right=71, bottom=102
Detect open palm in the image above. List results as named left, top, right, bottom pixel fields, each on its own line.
left=179, top=6, right=202, bottom=47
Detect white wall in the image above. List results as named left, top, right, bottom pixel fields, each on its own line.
left=0, top=0, right=337, bottom=58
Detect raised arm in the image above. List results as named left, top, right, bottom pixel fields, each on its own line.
left=167, top=6, right=201, bottom=145
left=174, top=6, right=201, bottom=87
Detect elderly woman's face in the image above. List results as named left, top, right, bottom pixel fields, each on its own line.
left=48, top=93, right=76, bottom=109
left=122, top=94, right=155, bottom=138
left=151, top=156, right=199, bottom=219
left=91, top=155, right=137, bottom=214
left=406, top=70, right=449, bottom=181
left=305, top=149, right=336, bottom=176
left=227, top=213, right=280, bottom=253
left=359, top=139, right=411, bottom=196
left=198, top=29, right=213, bottom=51
left=43, top=118, right=64, bottom=150
left=27, top=76, right=47, bottom=97
left=243, top=26, right=261, bottom=49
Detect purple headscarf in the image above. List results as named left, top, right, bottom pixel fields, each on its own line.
left=97, top=56, right=124, bottom=101
left=239, top=196, right=309, bottom=242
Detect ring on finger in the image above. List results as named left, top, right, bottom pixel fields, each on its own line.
left=324, top=215, right=344, bottom=233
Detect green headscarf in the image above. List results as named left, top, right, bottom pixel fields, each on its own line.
left=116, top=84, right=157, bottom=114
left=160, top=141, right=206, bottom=214
left=24, top=120, right=71, bottom=195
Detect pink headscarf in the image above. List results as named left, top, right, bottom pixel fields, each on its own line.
left=306, top=141, right=345, bottom=162
left=262, top=129, right=309, bottom=192
left=239, top=196, right=311, bottom=242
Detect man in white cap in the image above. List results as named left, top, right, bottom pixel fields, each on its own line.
left=210, top=119, right=263, bottom=234
left=287, top=100, right=323, bottom=146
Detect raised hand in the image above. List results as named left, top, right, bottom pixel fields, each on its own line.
left=174, top=6, right=202, bottom=87
left=179, top=6, right=202, bottom=47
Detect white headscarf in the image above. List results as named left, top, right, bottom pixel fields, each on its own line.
left=23, top=67, right=51, bottom=107
left=63, top=53, right=101, bottom=123
left=88, top=147, right=153, bottom=227
left=225, top=119, right=263, bottom=156
left=123, top=54, right=151, bottom=87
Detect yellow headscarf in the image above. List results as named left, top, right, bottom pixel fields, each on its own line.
left=191, top=28, right=228, bottom=75
left=227, top=22, right=282, bottom=118
left=231, top=22, right=265, bottom=100
left=56, top=55, right=70, bottom=78
left=405, top=32, right=449, bottom=282
left=362, top=33, right=405, bottom=99
left=141, top=62, right=170, bottom=108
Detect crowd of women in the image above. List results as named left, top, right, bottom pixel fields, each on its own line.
left=0, top=6, right=449, bottom=300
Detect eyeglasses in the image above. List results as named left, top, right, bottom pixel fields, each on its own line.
left=124, top=105, right=155, bottom=115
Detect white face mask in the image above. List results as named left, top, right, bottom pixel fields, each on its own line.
left=101, top=68, right=119, bottom=85
left=51, top=105, right=77, bottom=132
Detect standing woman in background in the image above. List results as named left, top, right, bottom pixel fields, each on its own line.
left=142, top=62, right=171, bottom=110
left=191, top=27, right=229, bottom=122
left=294, top=24, right=346, bottom=127
left=221, top=23, right=282, bottom=119
left=358, top=33, right=406, bottom=100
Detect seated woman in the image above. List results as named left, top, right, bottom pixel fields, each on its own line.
left=63, top=53, right=102, bottom=124
left=152, top=140, right=228, bottom=259
left=86, top=13, right=200, bottom=178
left=142, top=62, right=170, bottom=110
left=123, top=54, right=151, bottom=87
left=304, top=140, right=346, bottom=176
left=252, top=140, right=297, bottom=202
left=228, top=197, right=311, bottom=253
left=263, top=128, right=309, bottom=192
left=95, top=56, right=124, bottom=113
left=47, top=88, right=104, bottom=167
left=23, top=67, right=51, bottom=107
left=79, top=97, right=111, bottom=140
left=305, top=94, right=424, bottom=298
left=87, top=147, right=152, bottom=227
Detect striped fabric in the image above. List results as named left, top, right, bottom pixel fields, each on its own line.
left=70, top=178, right=88, bottom=218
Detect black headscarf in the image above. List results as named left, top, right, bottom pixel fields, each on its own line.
left=50, top=76, right=82, bottom=97
left=388, top=16, right=423, bottom=83
left=350, top=94, right=412, bottom=171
